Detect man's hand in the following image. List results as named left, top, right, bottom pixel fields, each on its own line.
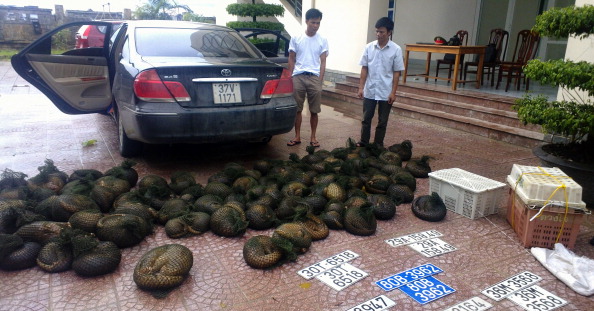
left=357, top=88, right=364, bottom=99
left=388, top=93, right=396, bottom=105
left=358, top=66, right=368, bottom=100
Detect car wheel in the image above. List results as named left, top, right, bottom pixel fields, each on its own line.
left=117, top=111, right=143, bottom=158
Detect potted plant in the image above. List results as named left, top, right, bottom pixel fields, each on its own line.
left=513, top=4, right=594, bottom=208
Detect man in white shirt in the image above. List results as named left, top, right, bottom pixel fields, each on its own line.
left=287, top=8, right=329, bottom=148
left=357, top=17, right=405, bottom=147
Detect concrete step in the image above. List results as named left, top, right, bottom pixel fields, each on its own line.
left=342, top=75, right=518, bottom=111
left=396, top=91, right=541, bottom=131
left=335, top=81, right=359, bottom=93
left=397, top=83, right=517, bottom=111
left=392, top=102, right=544, bottom=147
left=322, top=82, right=545, bottom=148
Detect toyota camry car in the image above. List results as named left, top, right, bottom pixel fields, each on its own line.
left=11, top=20, right=297, bottom=157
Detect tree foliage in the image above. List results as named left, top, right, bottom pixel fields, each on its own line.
left=513, top=5, right=594, bottom=146
left=226, top=21, right=285, bottom=31
left=532, top=5, right=594, bottom=39
left=226, top=1, right=284, bottom=31
left=183, top=12, right=214, bottom=24
left=226, top=3, right=284, bottom=18
left=134, top=0, right=193, bottom=20
left=514, top=95, right=594, bottom=143
left=524, top=59, right=594, bottom=97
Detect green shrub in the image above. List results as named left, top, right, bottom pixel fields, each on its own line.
left=227, top=21, right=284, bottom=32
left=513, top=5, right=594, bottom=146
left=226, top=3, right=284, bottom=17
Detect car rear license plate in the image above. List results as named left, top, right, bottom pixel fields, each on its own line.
left=213, top=83, right=241, bottom=104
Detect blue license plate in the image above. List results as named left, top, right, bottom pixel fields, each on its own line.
left=399, top=276, right=455, bottom=305
left=375, top=263, right=443, bottom=291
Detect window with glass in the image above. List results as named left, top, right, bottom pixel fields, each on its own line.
left=135, top=28, right=261, bottom=58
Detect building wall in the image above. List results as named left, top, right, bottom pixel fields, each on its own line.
left=506, top=0, right=541, bottom=62
left=315, top=0, right=479, bottom=76
left=394, top=0, right=479, bottom=60
left=284, top=0, right=481, bottom=75
left=0, top=6, right=53, bottom=47
left=274, top=0, right=307, bottom=40
left=476, top=0, right=509, bottom=46
left=0, top=4, right=124, bottom=49
left=311, top=0, right=374, bottom=74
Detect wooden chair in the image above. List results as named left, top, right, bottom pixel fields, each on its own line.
left=435, top=30, right=468, bottom=83
left=463, top=28, right=509, bottom=86
left=496, top=30, right=540, bottom=91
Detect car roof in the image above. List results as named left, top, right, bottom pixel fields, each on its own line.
left=122, top=20, right=233, bottom=31
left=91, top=20, right=123, bottom=23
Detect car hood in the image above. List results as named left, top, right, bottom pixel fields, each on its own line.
left=140, top=56, right=276, bottom=67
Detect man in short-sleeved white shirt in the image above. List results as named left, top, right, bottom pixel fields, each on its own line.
left=287, top=8, right=329, bottom=148
left=357, top=17, right=405, bottom=147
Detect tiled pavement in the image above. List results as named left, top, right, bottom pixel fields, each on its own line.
left=0, top=61, right=592, bottom=310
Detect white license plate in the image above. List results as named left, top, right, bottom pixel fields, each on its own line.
left=315, top=263, right=368, bottom=291
left=482, top=271, right=542, bottom=301
left=442, top=297, right=493, bottom=311
left=297, top=250, right=359, bottom=280
left=399, top=276, right=455, bottom=305
left=385, top=230, right=443, bottom=247
left=376, top=263, right=443, bottom=291
left=345, top=295, right=396, bottom=311
left=212, top=83, right=241, bottom=104
left=408, top=238, right=457, bottom=257
left=507, top=285, right=567, bottom=311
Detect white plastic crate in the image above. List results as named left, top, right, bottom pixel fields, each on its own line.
left=429, top=168, right=506, bottom=219
left=507, top=164, right=586, bottom=210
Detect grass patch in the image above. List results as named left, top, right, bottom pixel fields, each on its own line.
left=0, top=49, right=19, bottom=60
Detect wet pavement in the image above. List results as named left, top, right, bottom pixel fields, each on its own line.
left=0, top=60, right=593, bottom=310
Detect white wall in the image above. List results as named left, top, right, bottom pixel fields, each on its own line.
left=303, top=0, right=480, bottom=74
left=558, top=0, right=594, bottom=103
left=394, top=0, right=479, bottom=60
left=209, top=0, right=236, bottom=27
left=309, top=0, right=374, bottom=74
left=262, top=0, right=303, bottom=37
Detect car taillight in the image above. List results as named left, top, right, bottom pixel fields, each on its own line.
left=261, top=68, right=293, bottom=99
left=133, top=69, right=191, bottom=102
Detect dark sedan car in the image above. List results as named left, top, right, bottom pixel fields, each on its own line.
left=11, top=20, right=297, bottom=157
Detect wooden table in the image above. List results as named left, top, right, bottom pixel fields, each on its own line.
left=403, top=44, right=486, bottom=91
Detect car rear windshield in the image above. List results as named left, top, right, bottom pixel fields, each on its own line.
left=135, top=28, right=261, bottom=58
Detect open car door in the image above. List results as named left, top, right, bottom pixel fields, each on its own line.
left=11, top=21, right=120, bottom=115
left=233, top=28, right=290, bottom=66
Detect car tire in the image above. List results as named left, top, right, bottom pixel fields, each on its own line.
left=117, top=110, right=143, bottom=158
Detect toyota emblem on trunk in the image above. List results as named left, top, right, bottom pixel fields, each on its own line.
left=221, top=69, right=232, bottom=77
